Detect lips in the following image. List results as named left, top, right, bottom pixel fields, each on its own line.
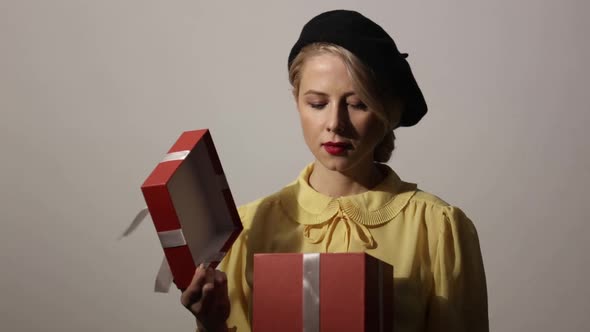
left=323, top=141, right=352, bottom=155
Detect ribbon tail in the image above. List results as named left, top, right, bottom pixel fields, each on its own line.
left=303, top=222, right=330, bottom=244
left=119, top=207, right=149, bottom=239
left=351, top=222, right=376, bottom=249
left=155, top=256, right=173, bottom=293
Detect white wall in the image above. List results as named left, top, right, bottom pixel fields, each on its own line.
left=1, top=1, right=588, bottom=331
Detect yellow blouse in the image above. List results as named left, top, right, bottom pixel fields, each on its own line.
left=218, top=163, right=488, bottom=331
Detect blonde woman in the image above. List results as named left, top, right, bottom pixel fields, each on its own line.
left=181, top=10, right=488, bottom=332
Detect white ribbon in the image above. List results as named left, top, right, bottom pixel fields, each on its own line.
left=157, top=229, right=187, bottom=248
left=119, top=209, right=175, bottom=293
left=302, top=253, right=320, bottom=332
left=123, top=148, right=228, bottom=294
left=161, top=150, right=190, bottom=162
left=300, top=254, right=387, bottom=331
left=121, top=149, right=195, bottom=293
left=121, top=150, right=190, bottom=238
left=155, top=256, right=173, bottom=293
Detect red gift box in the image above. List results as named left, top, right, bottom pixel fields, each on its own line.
left=141, top=129, right=243, bottom=290
left=253, top=253, right=394, bottom=332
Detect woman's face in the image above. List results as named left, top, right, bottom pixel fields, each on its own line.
left=296, top=53, right=385, bottom=174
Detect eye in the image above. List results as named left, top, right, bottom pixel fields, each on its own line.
left=348, top=102, right=368, bottom=111
left=309, top=103, right=327, bottom=110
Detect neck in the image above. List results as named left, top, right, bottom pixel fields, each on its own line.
left=308, top=160, right=384, bottom=197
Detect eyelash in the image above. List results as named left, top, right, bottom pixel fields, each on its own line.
left=349, top=103, right=368, bottom=111
left=310, top=103, right=326, bottom=110
left=308, top=103, right=368, bottom=111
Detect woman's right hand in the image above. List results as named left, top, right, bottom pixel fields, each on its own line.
left=181, top=264, right=230, bottom=332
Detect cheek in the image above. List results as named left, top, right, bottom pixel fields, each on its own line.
left=353, top=115, right=387, bottom=152
left=352, top=113, right=385, bottom=138
left=298, top=111, right=318, bottom=143
left=298, top=106, right=324, bottom=129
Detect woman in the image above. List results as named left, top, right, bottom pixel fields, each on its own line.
left=181, top=10, right=488, bottom=332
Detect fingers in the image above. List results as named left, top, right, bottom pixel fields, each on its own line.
left=213, top=270, right=230, bottom=318
left=198, top=268, right=216, bottom=314
left=180, top=265, right=231, bottom=330
left=181, top=264, right=207, bottom=309
left=214, top=270, right=229, bottom=301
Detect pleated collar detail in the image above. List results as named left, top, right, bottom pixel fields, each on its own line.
left=279, top=163, right=418, bottom=228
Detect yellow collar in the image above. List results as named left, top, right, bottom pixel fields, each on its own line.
left=279, top=163, right=417, bottom=227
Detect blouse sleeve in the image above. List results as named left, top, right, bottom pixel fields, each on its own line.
left=217, top=204, right=252, bottom=332
left=427, top=206, right=489, bottom=332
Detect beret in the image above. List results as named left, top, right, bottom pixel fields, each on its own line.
left=288, top=10, right=427, bottom=127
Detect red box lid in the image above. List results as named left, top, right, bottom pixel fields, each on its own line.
left=141, top=129, right=243, bottom=289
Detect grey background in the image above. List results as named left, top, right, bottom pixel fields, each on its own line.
left=1, top=0, right=588, bottom=331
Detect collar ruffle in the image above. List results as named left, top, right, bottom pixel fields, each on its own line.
left=278, top=163, right=417, bottom=251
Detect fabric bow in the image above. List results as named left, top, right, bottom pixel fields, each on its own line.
left=303, top=205, right=376, bottom=252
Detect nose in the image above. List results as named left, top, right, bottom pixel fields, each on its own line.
left=326, top=101, right=348, bottom=133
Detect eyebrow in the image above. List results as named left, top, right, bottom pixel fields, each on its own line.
left=302, top=90, right=356, bottom=97
left=303, top=90, right=328, bottom=96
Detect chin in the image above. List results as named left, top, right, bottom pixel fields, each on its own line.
left=315, top=155, right=360, bottom=173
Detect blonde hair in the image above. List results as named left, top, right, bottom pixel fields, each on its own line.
left=288, top=43, right=401, bottom=163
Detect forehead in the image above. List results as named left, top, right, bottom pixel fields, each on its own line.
left=299, top=53, right=354, bottom=93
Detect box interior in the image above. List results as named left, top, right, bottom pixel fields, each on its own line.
left=167, top=141, right=238, bottom=264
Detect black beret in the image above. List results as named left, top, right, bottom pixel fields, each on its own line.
left=288, top=10, right=427, bottom=127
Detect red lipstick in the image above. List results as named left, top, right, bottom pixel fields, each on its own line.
left=323, top=142, right=351, bottom=155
